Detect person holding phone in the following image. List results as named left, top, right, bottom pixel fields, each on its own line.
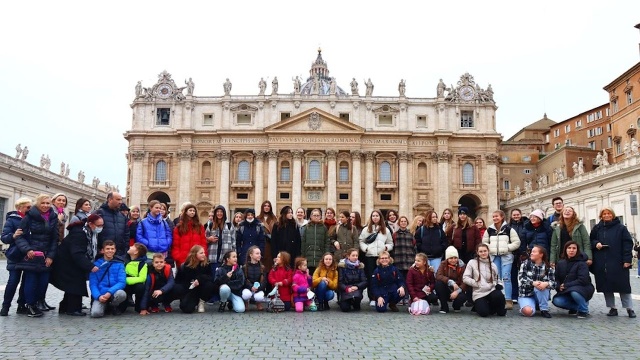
left=590, top=207, right=635, bottom=318
left=215, top=250, right=245, bottom=313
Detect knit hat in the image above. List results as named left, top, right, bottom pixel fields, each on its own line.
left=445, top=246, right=459, bottom=259
left=529, top=209, right=545, bottom=221
left=458, top=206, right=470, bottom=215
left=244, top=208, right=255, bottom=216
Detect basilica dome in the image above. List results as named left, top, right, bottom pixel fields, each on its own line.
left=299, top=49, right=348, bottom=97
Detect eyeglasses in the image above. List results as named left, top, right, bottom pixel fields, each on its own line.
left=312, top=214, right=321, bottom=217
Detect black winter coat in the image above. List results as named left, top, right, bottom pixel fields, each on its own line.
left=522, top=219, right=553, bottom=254
left=554, top=252, right=595, bottom=301
left=175, top=263, right=216, bottom=288
left=50, top=222, right=96, bottom=296
left=271, top=221, right=301, bottom=267
left=15, top=206, right=58, bottom=268
left=415, top=225, right=447, bottom=259
left=96, top=203, right=128, bottom=256
left=590, top=218, right=633, bottom=293
left=509, top=217, right=529, bottom=256
left=337, top=261, right=367, bottom=300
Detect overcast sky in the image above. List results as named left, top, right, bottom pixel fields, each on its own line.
left=1, top=1, right=639, bottom=200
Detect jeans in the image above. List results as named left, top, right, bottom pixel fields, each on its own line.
left=23, top=271, right=50, bottom=305
left=375, top=291, right=402, bottom=313
left=604, top=292, right=633, bottom=309
left=518, top=288, right=550, bottom=316
left=491, top=253, right=513, bottom=300
left=2, top=269, right=25, bottom=308
left=428, top=258, right=442, bottom=272
left=315, top=281, right=335, bottom=303
left=553, top=292, right=589, bottom=313
left=90, top=290, right=126, bottom=318
left=219, top=285, right=245, bottom=313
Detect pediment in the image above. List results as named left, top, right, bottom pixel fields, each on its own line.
left=372, top=104, right=400, bottom=113
left=230, top=104, right=258, bottom=112
left=264, top=108, right=365, bottom=133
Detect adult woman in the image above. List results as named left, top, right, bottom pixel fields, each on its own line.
left=415, top=210, right=447, bottom=270
left=15, top=194, right=59, bottom=317
left=590, top=207, right=635, bottom=318
left=508, top=209, right=528, bottom=302
left=295, top=207, right=308, bottom=238
left=127, top=206, right=141, bottom=246
left=323, top=207, right=337, bottom=232
left=331, top=211, right=358, bottom=261
left=359, top=209, right=393, bottom=306
left=70, top=197, right=92, bottom=223
left=439, top=208, right=455, bottom=238
left=302, top=208, right=329, bottom=275
left=1, top=197, right=31, bottom=316
left=550, top=206, right=592, bottom=267
left=51, top=193, right=68, bottom=242
left=408, top=215, right=424, bottom=237
left=552, top=241, right=595, bottom=318
left=482, top=210, right=521, bottom=310
left=50, top=214, right=103, bottom=316
left=517, top=245, right=555, bottom=318
left=258, top=200, right=277, bottom=269
left=450, top=207, right=481, bottom=265
left=171, top=204, right=207, bottom=269
left=271, top=206, right=301, bottom=268
left=522, top=209, right=553, bottom=256
left=463, top=243, right=506, bottom=317
left=386, top=210, right=399, bottom=233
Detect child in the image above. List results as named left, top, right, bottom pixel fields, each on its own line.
left=435, top=246, right=468, bottom=314
left=140, top=253, right=175, bottom=315
left=463, top=243, right=506, bottom=317
left=312, top=252, right=338, bottom=311
left=393, top=216, right=416, bottom=286
left=337, top=248, right=367, bottom=312
left=518, top=245, right=555, bottom=318
left=292, top=257, right=315, bottom=312
left=406, top=253, right=439, bottom=315
left=242, top=246, right=266, bottom=311
left=371, top=251, right=406, bottom=313
left=120, top=243, right=148, bottom=313
left=89, top=240, right=127, bottom=318
left=174, top=245, right=217, bottom=314
left=267, top=251, right=293, bottom=311
left=215, top=250, right=246, bottom=313
left=136, top=200, right=173, bottom=257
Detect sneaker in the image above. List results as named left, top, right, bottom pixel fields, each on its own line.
left=149, top=307, right=160, bottom=313
left=464, top=301, right=473, bottom=308
left=26, top=304, right=43, bottom=318
left=576, top=312, right=588, bottom=319
left=389, top=303, right=399, bottom=312
left=16, top=305, right=27, bottom=315
left=628, top=309, right=637, bottom=318
left=218, top=301, right=227, bottom=313
left=607, top=308, right=618, bottom=316
left=369, top=300, right=375, bottom=307
left=439, top=308, right=449, bottom=314
left=568, top=309, right=577, bottom=315
left=164, top=306, right=173, bottom=313
left=453, top=308, right=461, bottom=313
left=198, top=300, right=206, bottom=313
left=540, top=310, right=552, bottom=318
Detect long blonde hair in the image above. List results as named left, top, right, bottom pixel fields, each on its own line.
left=558, top=206, right=579, bottom=234
left=409, top=215, right=424, bottom=235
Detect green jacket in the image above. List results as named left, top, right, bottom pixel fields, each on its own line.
left=125, top=258, right=149, bottom=286
left=301, top=222, right=329, bottom=268
left=550, top=223, right=591, bottom=264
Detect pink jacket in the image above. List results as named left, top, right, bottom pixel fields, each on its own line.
left=292, top=270, right=312, bottom=303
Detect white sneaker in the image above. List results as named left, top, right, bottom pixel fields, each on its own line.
left=197, top=300, right=205, bottom=313
left=369, top=300, right=375, bottom=307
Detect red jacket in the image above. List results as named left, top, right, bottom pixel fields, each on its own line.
left=450, top=225, right=481, bottom=255
left=171, top=221, right=207, bottom=268
left=268, top=266, right=293, bottom=302
left=405, top=265, right=436, bottom=301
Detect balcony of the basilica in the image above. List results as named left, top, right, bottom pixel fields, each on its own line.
left=196, top=179, right=215, bottom=187
left=376, top=181, right=398, bottom=190
left=149, top=180, right=170, bottom=188
left=231, top=180, right=254, bottom=189
left=303, top=180, right=325, bottom=189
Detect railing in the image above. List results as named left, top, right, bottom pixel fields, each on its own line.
left=231, top=180, right=254, bottom=189
left=337, top=180, right=351, bottom=186
left=376, top=181, right=398, bottom=189
left=303, top=180, right=325, bottom=189
left=149, top=180, right=170, bottom=187
left=278, top=180, right=291, bottom=186
left=196, top=179, right=215, bottom=187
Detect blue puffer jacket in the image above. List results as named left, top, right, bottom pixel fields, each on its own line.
left=136, top=213, right=172, bottom=253
left=371, top=264, right=406, bottom=298
left=89, top=257, right=126, bottom=300
left=96, top=203, right=128, bottom=256
left=1, top=211, right=28, bottom=268
left=522, top=219, right=553, bottom=254
left=15, top=206, right=58, bottom=259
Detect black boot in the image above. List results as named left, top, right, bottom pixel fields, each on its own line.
left=16, top=304, right=27, bottom=315
left=324, top=301, right=330, bottom=311
left=218, top=301, right=228, bottom=312
left=26, top=304, right=43, bottom=318
left=41, top=300, right=56, bottom=311
left=36, top=301, right=49, bottom=312
left=316, top=302, right=325, bottom=311
left=0, top=306, right=9, bottom=316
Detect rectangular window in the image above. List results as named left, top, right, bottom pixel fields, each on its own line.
left=280, top=112, right=291, bottom=121
left=554, top=129, right=560, bottom=137
left=616, top=142, right=622, bottom=155
left=378, top=114, right=393, bottom=126
left=606, top=123, right=611, bottom=132
left=597, top=110, right=602, bottom=119
left=596, top=127, right=603, bottom=136
left=339, top=113, right=350, bottom=121
left=501, top=157, right=509, bottom=162
left=545, top=134, right=549, bottom=143
left=565, top=125, right=570, bottom=133
left=612, top=100, right=618, bottom=113
left=606, top=108, right=610, bottom=116
left=203, top=114, right=213, bottom=126
left=460, top=111, right=474, bottom=128
left=380, top=194, right=392, bottom=201
left=588, top=141, right=596, bottom=150
left=280, top=167, right=290, bottom=182
left=607, top=136, right=612, bottom=148
left=0, top=197, right=6, bottom=230
left=156, top=108, right=170, bottom=125
left=524, top=169, right=531, bottom=174
left=279, top=192, right=290, bottom=200
left=237, top=114, right=252, bottom=125
left=522, top=156, right=531, bottom=162
left=631, top=194, right=638, bottom=216
left=236, top=193, right=248, bottom=200
left=338, top=167, right=349, bottom=182
left=575, top=119, right=582, bottom=128
left=503, top=180, right=510, bottom=190
left=416, top=115, right=427, bottom=128
left=339, top=193, right=349, bottom=200
left=627, top=91, right=632, bottom=105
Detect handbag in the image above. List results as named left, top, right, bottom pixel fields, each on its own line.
left=364, top=232, right=378, bottom=244
left=14, top=254, right=48, bottom=273
left=5, top=245, right=23, bottom=262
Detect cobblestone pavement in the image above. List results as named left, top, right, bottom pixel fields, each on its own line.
left=0, top=260, right=638, bottom=360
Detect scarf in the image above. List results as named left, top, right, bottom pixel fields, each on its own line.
left=344, top=258, right=360, bottom=268
left=83, top=225, right=98, bottom=260
left=324, top=218, right=336, bottom=229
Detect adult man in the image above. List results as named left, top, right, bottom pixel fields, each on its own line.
left=548, top=197, right=563, bottom=225
left=96, top=192, right=128, bottom=257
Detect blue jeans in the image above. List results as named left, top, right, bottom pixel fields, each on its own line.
left=23, top=271, right=50, bottom=305
left=219, top=285, right=245, bottom=313
left=552, top=292, right=588, bottom=313
left=2, top=269, right=25, bottom=308
left=428, top=258, right=442, bottom=272
left=315, top=281, right=335, bottom=303
left=518, top=288, right=550, bottom=316
left=375, top=291, right=401, bottom=313
left=492, top=254, right=513, bottom=300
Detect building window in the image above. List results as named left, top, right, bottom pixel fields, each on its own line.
left=575, top=119, right=582, bottom=128
left=279, top=192, right=290, bottom=199
left=308, top=160, right=321, bottom=180
left=380, top=194, right=392, bottom=201
left=597, top=110, right=603, bottom=119
left=203, top=114, right=213, bottom=126
left=607, top=136, right=612, bottom=148
left=379, top=161, right=391, bottom=181
left=612, top=100, right=618, bottom=113
left=378, top=114, right=393, bottom=126
left=462, top=163, right=474, bottom=184
left=237, top=193, right=248, bottom=200
left=596, top=127, right=603, bottom=136
left=280, top=161, right=290, bottom=182
left=588, top=141, right=596, bottom=150
left=339, top=193, right=349, bottom=200
left=606, top=123, right=612, bottom=132
left=237, top=114, right=252, bottom=125
left=460, top=111, right=474, bottom=128
left=627, top=91, right=632, bottom=105
left=545, top=134, right=549, bottom=143
left=606, top=108, right=610, bottom=116
left=339, top=113, right=350, bottom=121
left=155, top=160, right=167, bottom=181
left=156, top=108, right=170, bottom=125
left=280, top=112, right=291, bottom=121
left=565, top=125, right=570, bottom=133
left=201, top=161, right=212, bottom=180
left=503, top=180, right=510, bottom=190
left=554, top=129, right=560, bottom=137
left=616, top=142, right=621, bottom=155
left=524, top=169, right=531, bottom=174
left=522, top=156, right=531, bottom=162
left=237, top=160, right=250, bottom=181
left=339, top=161, right=349, bottom=182
left=416, top=115, right=427, bottom=128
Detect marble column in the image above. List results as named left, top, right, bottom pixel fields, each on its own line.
left=435, top=151, right=451, bottom=212
left=267, top=150, right=279, bottom=210
left=364, top=151, right=375, bottom=218
left=291, top=150, right=303, bottom=211
left=253, top=150, right=266, bottom=211
left=326, top=150, right=338, bottom=211
left=485, top=154, right=499, bottom=211
left=350, top=150, right=362, bottom=214
left=218, top=150, right=231, bottom=211
left=177, top=150, right=196, bottom=208
left=398, top=151, right=410, bottom=217
left=130, top=151, right=145, bottom=206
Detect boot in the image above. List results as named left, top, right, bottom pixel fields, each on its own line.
left=505, top=300, right=513, bottom=310
left=26, top=304, right=43, bottom=318
left=0, top=306, right=9, bottom=316
left=36, top=301, right=49, bottom=312
left=41, top=300, right=56, bottom=311
left=218, top=301, right=227, bottom=313
left=197, top=300, right=206, bottom=313
left=323, top=301, right=330, bottom=311
left=16, top=304, right=27, bottom=315
left=316, top=302, right=325, bottom=312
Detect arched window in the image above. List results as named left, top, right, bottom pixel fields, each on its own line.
left=339, top=161, right=349, bottom=182
left=238, top=160, right=250, bottom=181
left=308, top=160, right=321, bottom=180
left=201, top=161, right=211, bottom=179
left=462, top=163, right=474, bottom=184
left=155, top=160, right=167, bottom=181
left=280, top=161, right=290, bottom=182
left=417, top=162, right=428, bottom=183
left=379, top=161, right=391, bottom=182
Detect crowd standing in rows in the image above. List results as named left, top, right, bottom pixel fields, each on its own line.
left=1, top=193, right=636, bottom=319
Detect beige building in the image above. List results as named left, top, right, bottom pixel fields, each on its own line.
left=125, top=51, right=501, bottom=220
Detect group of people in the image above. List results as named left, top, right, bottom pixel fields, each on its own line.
left=1, top=193, right=637, bottom=319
